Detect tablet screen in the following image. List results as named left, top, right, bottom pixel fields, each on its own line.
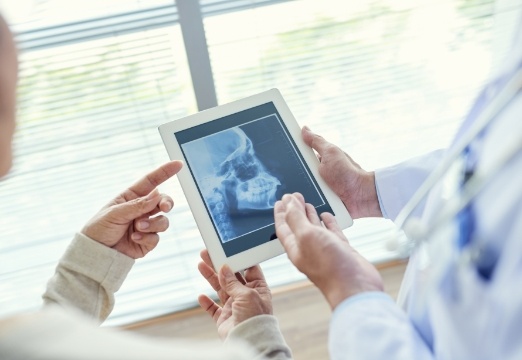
left=176, top=102, right=334, bottom=257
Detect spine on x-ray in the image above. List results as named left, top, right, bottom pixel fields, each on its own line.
left=208, top=190, right=235, bottom=242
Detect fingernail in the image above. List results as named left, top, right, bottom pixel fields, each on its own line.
left=162, top=200, right=173, bottom=212
left=303, top=125, right=311, bottom=132
left=146, top=188, right=160, bottom=200
left=138, top=220, right=149, bottom=230
left=282, top=194, right=292, bottom=204
left=131, top=232, right=142, bottom=241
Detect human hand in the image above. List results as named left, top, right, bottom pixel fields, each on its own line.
left=274, top=193, right=383, bottom=309
left=197, top=250, right=273, bottom=340
left=301, top=126, right=382, bottom=218
left=81, top=160, right=183, bottom=259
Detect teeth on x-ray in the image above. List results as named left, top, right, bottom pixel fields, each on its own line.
left=204, top=128, right=280, bottom=241
left=215, top=128, right=280, bottom=211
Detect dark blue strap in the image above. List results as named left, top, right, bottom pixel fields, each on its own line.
left=456, top=147, right=497, bottom=281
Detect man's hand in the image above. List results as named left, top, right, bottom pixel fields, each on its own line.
left=81, top=160, right=183, bottom=259
left=274, top=193, right=384, bottom=309
left=302, top=126, right=382, bottom=219
left=198, top=250, right=273, bottom=340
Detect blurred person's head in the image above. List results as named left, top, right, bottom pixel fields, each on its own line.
left=0, top=14, right=18, bottom=178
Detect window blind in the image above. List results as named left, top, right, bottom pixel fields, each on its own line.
left=0, top=1, right=201, bottom=326
left=0, top=0, right=519, bottom=326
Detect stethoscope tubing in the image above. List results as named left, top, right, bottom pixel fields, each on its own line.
left=393, top=65, right=522, bottom=244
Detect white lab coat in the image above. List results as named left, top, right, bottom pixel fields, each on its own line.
left=328, top=16, right=522, bottom=360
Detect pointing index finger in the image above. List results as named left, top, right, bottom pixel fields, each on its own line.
left=125, top=161, right=183, bottom=199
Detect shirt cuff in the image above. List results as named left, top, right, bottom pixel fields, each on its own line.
left=375, top=179, right=389, bottom=219
left=332, top=291, right=395, bottom=319
left=330, top=292, right=397, bottom=359
left=375, top=167, right=404, bottom=221
left=59, top=233, right=135, bottom=293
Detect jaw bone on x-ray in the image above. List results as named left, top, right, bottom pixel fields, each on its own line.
left=186, top=127, right=281, bottom=243
left=215, top=128, right=281, bottom=210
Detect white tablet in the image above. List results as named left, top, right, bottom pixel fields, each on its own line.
left=158, top=89, right=352, bottom=272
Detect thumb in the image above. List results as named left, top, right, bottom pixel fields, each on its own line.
left=219, top=265, right=245, bottom=298
left=110, top=189, right=161, bottom=222
left=302, top=126, right=330, bottom=155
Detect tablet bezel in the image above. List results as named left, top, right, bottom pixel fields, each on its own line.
left=159, top=88, right=353, bottom=272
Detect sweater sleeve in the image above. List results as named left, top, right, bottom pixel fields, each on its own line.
left=375, top=149, right=445, bottom=221
left=0, top=306, right=260, bottom=360
left=227, top=315, right=293, bottom=359
left=42, top=232, right=135, bottom=322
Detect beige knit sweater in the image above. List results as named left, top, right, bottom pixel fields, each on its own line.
left=0, top=233, right=292, bottom=360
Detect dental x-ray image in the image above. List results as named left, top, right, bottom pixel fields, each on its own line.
left=184, top=125, right=281, bottom=243
left=178, top=103, right=332, bottom=256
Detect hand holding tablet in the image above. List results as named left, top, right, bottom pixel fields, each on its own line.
left=159, top=89, right=352, bottom=272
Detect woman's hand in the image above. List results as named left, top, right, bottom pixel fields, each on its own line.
left=81, top=161, right=183, bottom=259
left=198, top=250, right=273, bottom=340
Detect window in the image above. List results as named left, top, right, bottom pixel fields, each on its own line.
left=0, top=0, right=519, bottom=326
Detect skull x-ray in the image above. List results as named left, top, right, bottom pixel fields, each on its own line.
left=180, top=108, right=330, bottom=254
left=213, top=128, right=281, bottom=211
left=184, top=126, right=281, bottom=242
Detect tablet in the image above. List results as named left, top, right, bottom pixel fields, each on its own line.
left=158, top=89, right=353, bottom=272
